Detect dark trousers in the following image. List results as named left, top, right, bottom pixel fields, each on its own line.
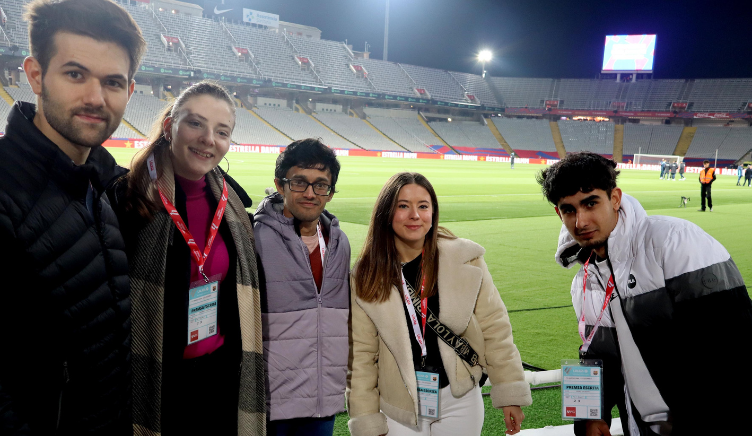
left=161, top=345, right=241, bottom=436
left=700, top=183, right=712, bottom=210
left=268, top=415, right=336, bottom=436
left=745, top=176, right=752, bottom=187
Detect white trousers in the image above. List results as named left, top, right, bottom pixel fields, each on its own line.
left=385, top=386, right=484, bottom=436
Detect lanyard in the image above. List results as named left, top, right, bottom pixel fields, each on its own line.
left=578, top=256, right=615, bottom=354
left=400, top=253, right=428, bottom=358
left=147, top=153, right=228, bottom=282
left=316, top=222, right=326, bottom=265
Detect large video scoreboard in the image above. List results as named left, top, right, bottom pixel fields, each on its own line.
left=602, top=35, right=656, bottom=74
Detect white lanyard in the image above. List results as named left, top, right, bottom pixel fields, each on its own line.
left=400, top=269, right=428, bottom=358
left=316, top=222, right=326, bottom=265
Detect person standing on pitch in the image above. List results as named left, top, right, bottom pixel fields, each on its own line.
left=698, top=159, right=715, bottom=211
left=348, top=172, right=531, bottom=436
left=745, top=165, right=752, bottom=187
left=0, top=0, right=145, bottom=433
left=110, top=82, right=265, bottom=435
left=678, top=160, right=686, bottom=180
left=510, top=151, right=515, bottom=169
left=669, top=160, right=678, bottom=180
left=737, top=164, right=744, bottom=186
left=659, top=158, right=667, bottom=179
left=536, top=152, right=752, bottom=436
left=254, top=138, right=350, bottom=436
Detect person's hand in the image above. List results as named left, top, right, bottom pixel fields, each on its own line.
left=503, top=405, right=524, bottom=435
left=585, top=419, right=611, bottom=436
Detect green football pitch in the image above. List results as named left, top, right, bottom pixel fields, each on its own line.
left=110, top=149, right=752, bottom=432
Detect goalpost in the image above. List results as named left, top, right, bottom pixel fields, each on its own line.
left=633, top=154, right=683, bottom=166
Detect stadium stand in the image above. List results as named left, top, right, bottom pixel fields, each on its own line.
left=290, top=36, right=371, bottom=92
left=364, top=108, right=439, bottom=153
left=233, top=108, right=290, bottom=145
left=448, top=71, right=499, bottom=106
left=0, top=0, right=30, bottom=53
left=641, top=80, right=685, bottom=111
left=686, top=126, right=752, bottom=159
left=225, top=23, right=318, bottom=85
left=123, top=93, right=169, bottom=136
left=312, top=112, right=403, bottom=151
left=557, top=80, right=597, bottom=109
left=355, top=60, right=416, bottom=97
left=491, top=118, right=557, bottom=152
left=486, top=77, right=554, bottom=109
left=622, top=124, right=684, bottom=156
left=429, top=120, right=502, bottom=149
left=4, top=83, right=35, bottom=104
left=558, top=120, right=614, bottom=155
left=121, top=3, right=186, bottom=69
left=254, top=106, right=358, bottom=149
left=688, top=79, right=752, bottom=112
left=0, top=100, right=13, bottom=134
left=151, top=8, right=257, bottom=78
left=400, top=64, right=468, bottom=102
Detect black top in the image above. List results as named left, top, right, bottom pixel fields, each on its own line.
left=400, top=254, right=449, bottom=389
left=0, top=102, right=132, bottom=435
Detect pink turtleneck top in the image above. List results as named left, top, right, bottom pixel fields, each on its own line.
left=176, top=174, right=230, bottom=359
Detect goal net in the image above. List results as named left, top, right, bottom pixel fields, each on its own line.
left=633, top=154, right=683, bottom=166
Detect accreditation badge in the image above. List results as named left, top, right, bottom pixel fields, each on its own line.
left=187, top=274, right=221, bottom=345
left=561, top=359, right=603, bottom=421
left=416, top=371, right=440, bottom=419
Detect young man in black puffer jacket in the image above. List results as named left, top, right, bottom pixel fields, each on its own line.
left=0, top=1, right=145, bottom=434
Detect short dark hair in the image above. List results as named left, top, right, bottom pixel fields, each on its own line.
left=275, top=138, right=341, bottom=191
left=536, top=152, right=620, bottom=205
left=703, top=160, right=710, bottom=164
left=25, top=0, right=146, bottom=80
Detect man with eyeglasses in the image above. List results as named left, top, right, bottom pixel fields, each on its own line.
left=254, top=138, right=350, bottom=436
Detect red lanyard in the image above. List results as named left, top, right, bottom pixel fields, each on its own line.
left=400, top=251, right=428, bottom=357
left=147, top=154, right=228, bottom=282
left=578, top=256, right=615, bottom=353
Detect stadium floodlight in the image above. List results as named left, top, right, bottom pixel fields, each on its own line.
left=478, top=50, right=492, bottom=78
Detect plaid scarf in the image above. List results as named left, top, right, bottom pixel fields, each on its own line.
left=129, top=148, right=265, bottom=435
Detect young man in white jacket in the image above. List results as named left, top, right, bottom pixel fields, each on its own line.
left=536, top=152, right=752, bottom=436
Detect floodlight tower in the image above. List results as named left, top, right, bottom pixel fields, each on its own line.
left=478, top=50, right=492, bottom=78
left=383, top=0, right=390, bottom=61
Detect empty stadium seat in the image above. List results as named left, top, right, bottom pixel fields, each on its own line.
left=313, top=112, right=403, bottom=151
left=623, top=124, right=683, bottom=156
left=558, top=120, right=614, bottom=155
left=429, top=120, right=501, bottom=149
left=254, top=106, right=358, bottom=149
left=492, top=118, right=557, bottom=152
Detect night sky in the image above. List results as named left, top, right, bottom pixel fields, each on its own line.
left=185, top=0, right=752, bottom=79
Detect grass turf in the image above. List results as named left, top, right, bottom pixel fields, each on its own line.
left=109, top=149, right=752, bottom=432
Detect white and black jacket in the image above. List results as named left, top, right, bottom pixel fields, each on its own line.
left=556, top=194, right=752, bottom=435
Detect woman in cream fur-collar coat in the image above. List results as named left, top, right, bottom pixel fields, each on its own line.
left=347, top=173, right=532, bottom=436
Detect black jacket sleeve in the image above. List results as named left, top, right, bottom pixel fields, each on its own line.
left=0, top=204, right=32, bottom=435
left=666, top=257, right=752, bottom=434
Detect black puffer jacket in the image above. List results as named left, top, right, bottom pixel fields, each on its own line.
left=0, top=102, right=131, bottom=435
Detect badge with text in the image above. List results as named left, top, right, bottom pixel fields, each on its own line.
left=187, top=274, right=221, bottom=344
left=416, top=371, right=440, bottom=419
left=561, top=359, right=603, bottom=421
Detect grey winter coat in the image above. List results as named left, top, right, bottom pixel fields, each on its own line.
left=254, top=193, right=351, bottom=421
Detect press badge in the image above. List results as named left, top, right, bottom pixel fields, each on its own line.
left=561, top=359, right=603, bottom=420
left=187, top=274, right=221, bottom=344
left=416, top=371, right=440, bottom=419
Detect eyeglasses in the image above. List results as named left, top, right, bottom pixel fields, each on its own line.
left=282, top=178, right=332, bottom=196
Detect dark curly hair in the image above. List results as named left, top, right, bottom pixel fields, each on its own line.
left=275, top=138, right=341, bottom=191
left=536, top=152, right=620, bottom=205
